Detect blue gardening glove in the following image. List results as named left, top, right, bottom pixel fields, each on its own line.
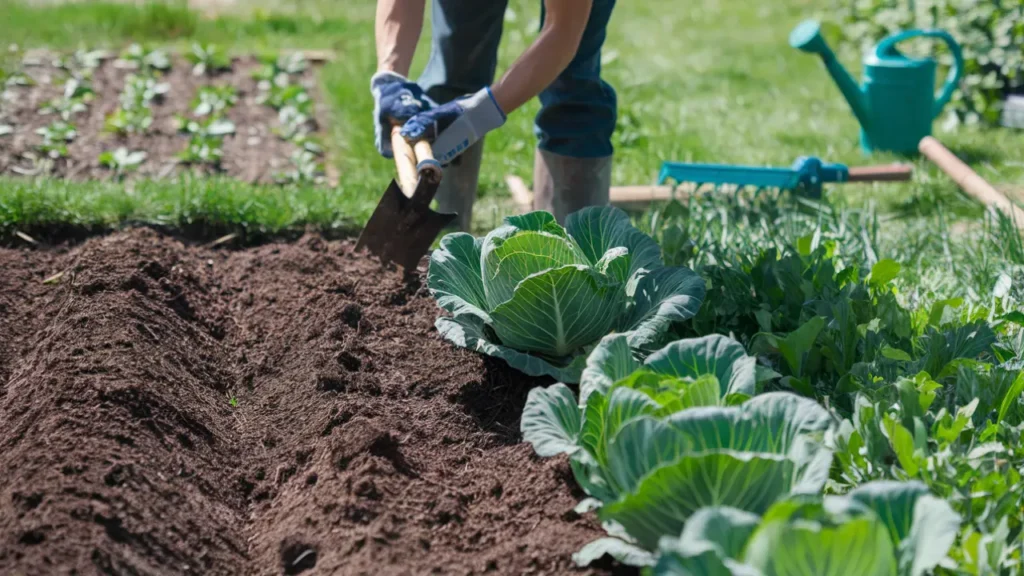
left=370, top=71, right=436, bottom=158
left=400, top=87, right=506, bottom=165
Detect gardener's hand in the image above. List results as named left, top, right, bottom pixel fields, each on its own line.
left=370, top=71, right=435, bottom=158
left=400, top=87, right=506, bottom=165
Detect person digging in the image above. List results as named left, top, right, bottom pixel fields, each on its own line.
left=371, top=0, right=617, bottom=231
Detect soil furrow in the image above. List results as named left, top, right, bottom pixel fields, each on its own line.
left=0, top=228, right=624, bottom=576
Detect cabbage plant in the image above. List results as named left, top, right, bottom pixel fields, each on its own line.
left=652, top=480, right=961, bottom=576
left=520, top=333, right=835, bottom=565
left=427, top=207, right=706, bottom=382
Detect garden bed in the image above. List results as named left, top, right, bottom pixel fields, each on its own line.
left=0, top=228, right=625, bottom=575
left=0, top=47, right=328, bottom=184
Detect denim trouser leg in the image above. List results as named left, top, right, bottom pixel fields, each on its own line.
left=416, top=0, right=508, bottom=231
left=534, top=0, right=618, bottom=159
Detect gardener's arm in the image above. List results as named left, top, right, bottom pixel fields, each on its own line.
left=401, top=0, right=594, bottom=163
left=374, top=0, right=425, bottom=76
left=491, top=0, right=593, bottom=114
left=370, top=0, right=433, bottom=158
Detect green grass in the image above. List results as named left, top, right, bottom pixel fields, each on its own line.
left=2, top=0, right=1023, bottom=259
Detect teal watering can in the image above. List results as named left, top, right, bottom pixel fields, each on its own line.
left=789, top=20, right=964, bottom=155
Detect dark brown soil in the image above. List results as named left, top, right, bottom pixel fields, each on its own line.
left=0, top=228, right=629, bottom=575
left=0, top=53, right=322, bottom=183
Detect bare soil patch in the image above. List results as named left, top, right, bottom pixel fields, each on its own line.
left=0, top=228, right=629, bottom=575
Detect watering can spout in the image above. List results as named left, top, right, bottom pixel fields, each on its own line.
left=789, top=20, right=872, bottom=132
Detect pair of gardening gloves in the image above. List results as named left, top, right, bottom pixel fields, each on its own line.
left=370, top=71, right=506, bottom=165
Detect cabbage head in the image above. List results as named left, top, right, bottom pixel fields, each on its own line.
left=427, top=206, right=706, bottom=382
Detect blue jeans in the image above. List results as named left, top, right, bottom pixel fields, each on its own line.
left=417, top=0, right=618, bottom=159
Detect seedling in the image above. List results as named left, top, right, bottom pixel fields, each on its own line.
left=178, top=135, right=224, bottom=167
left=35, top=120, right=76, bottom=159
left=117, top=43, right=171, bottom=73
left=105, top=107, right=152, bottom=135
left=119, top=74, right=169, bottom=109
left=54, top=48, right=106, bottom=78
left=99, top=147, right=146, bottom=178
left=191, top=85, right=237, bottom=117
left=274, top=104, right=311, bottom=140
left=187, top=43, right=231, bottom=76
left=261, top=83, right=311, bottom=112
left=39, top=78, right=94, bottom=120
left=274, top=149, right=324, bottom=184
left=0, top=124, right=13, bottom=137
left=252, top=51, right=308, bottom=83
left=174, top=114, right=236, bottom=138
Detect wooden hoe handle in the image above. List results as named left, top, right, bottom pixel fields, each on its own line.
left=919, top=136, right=1024, bottom=228
left=391, top=125, right=443, bottom=198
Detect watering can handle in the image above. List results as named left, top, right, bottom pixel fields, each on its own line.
left=875, top=29, right=964, bottom=119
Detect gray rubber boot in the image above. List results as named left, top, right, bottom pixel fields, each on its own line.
left=532, top=147, right=612, bottom=224
left=434, top=137, right=485, bottom=232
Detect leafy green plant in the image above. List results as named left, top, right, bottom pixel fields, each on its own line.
left=274, top=149, right=324, bottom=184
left=521, top=333, right=836, bottom=565
left=427, top=207, right=707, bottom=381
left=178, top=136, right=224, bottom=167
left=35, top=120, right=76, bottom=159
left=174, top=114, right=235, bottom=138
left=274, top=104, right=311, bottom=140
left=186, top=42, right=231, bottom=76
left=651, top=480, right=960, bottom=576
left=191, top=85, right=237, bottom=116
left=99, top=147, right=146, bottom=178
left=39, top=78, right=93, bottom=120
left=104, top=74, right=166, bottom=136
left=117, top=43, right=171, bottom=73
left=119, top=73, right=168, bottom=108
left=53, top=48, right=106, bottom=79
left=104, top=107, right=152, bottom=136
left=252, top=51, right=308, bottom=83
left=832, top=0, right=1024, bottom=126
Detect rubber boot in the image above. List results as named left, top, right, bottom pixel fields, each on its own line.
left=532, top=147, right=612, bottom=224
left=434, top=137, right=485, bottom=233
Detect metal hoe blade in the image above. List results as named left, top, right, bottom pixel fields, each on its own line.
left=355, top=176, right=456, bottom=271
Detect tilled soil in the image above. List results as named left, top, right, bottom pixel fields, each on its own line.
left=0, top=53, right=322, bottom=183
left=0, top=228, right=627, bottom=575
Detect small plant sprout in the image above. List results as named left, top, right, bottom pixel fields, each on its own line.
left=35, top=120, right=76, bottom=159
left=274, top=104, right=311, bottom=140
left=117, top=43, right=171, bottom=73
left=39, top=78, right=94, bottom=120
left=178, top=136, right=224, bottom=167
left=275, top=149, right=325, bottom=184
left=105, top=107, right=152, bottom=136
left=0, top=124, right=13, bottom=137
left=99, top=147, right=146, bottom=178
left=187, top=43, right=232, bottom=76
left=191, top=85, right=237, bottom=117
left=174, top=114, right=236, bottom=138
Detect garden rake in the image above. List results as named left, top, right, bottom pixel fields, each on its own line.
left=656, top=155, right=912, bottom=199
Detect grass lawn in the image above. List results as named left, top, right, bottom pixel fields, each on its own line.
left=2, top=0, right=1023, bottom=290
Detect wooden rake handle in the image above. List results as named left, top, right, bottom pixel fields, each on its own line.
left=391, top=125, right=442, bottom=198
left=846, top=164, right=914, bottom=182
